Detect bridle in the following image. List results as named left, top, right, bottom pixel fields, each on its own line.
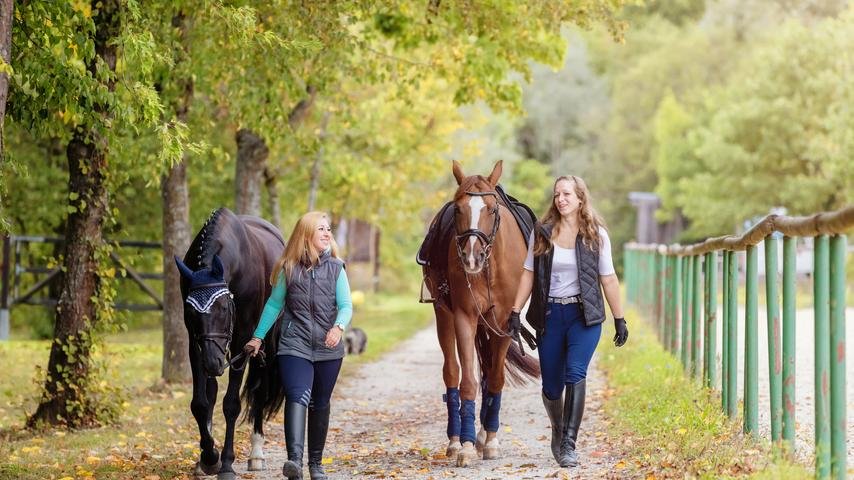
left=454, top=190, right=501, bottom=265
left=454, top=190, right=510, bottom=339
left=189, top=282, right=259, bottom=373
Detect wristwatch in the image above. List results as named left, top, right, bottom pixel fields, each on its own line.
left=334, top=324, right=344, bottom=332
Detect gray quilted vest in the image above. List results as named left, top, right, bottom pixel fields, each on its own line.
left=277, top=251, right=346, bottom=362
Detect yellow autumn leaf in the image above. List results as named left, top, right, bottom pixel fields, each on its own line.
left=504, top=426, right=512, bottom=433
left=676, top=428, right=687, bottom=435
left=86, top=456, right=101, bottom=465
left=321, top=457, right=333, bottom=465
left=615, top=460, right=627, bottom=469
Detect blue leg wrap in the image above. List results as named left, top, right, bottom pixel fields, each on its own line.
left=479, top=380, right=488, bottom=427
left=482, top=391, right=502, bottom=432
left=460, top=399, right=477, bottom=444
left=443, top=387, right=461, bottom=438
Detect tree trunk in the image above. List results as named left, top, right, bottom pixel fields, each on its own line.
left=307, top=112, right=330, bottom=211
left=0, top=0, right=14, bottom=160
left=159, top=12, right=193, bottom=384
left=235, top=128, right=268, bottom=217
left=264, top=168, right=280, bottom=229
left=161, top=160, right=191, bottom=382
left=28, top=0, right=119, bottom=428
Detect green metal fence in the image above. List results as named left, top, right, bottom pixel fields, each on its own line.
left=624, top=206, right=853, bottom=479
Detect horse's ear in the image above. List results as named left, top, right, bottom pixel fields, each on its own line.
left=486, top=160, right=503, bottom=186
left=452, top=160, right=465, bottom=186
left=174, top=256, right=194, bottom=280
left=211, top=254, right=225, bottom=279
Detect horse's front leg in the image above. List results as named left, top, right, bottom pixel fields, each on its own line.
left=435, top=306, right=462, bottom=457
left=480, top=335, right=511, bottom=460
left=190, top=347, right=221, bottom=476
left=216, top=367, right=245, bottom=480
left=454, top=311, right=478, bottom=467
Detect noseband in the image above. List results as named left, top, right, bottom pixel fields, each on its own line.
left=455, top=191, right=501, bottom=263
left=188, top=282, right=246, bottom=371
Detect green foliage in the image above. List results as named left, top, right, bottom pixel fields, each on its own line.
left=655, top=14, right=854, bottom=237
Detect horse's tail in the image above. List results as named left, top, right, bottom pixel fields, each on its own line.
left=474, top=325, right=540, bottom=388
left=504, top=340, right=540, bottom=385
left=241, top=315, right=285, bottom=424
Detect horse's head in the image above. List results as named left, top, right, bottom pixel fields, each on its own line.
left=175, top=254, right=236, bottom=377
left=451, top=160, right=503, bottom=274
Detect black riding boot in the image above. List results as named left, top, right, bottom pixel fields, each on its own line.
left=283, top=402, right=307, bottom=480
left=307, top=404, right=331, bottom=480
left=558, top=379, right=586, bottom=467
left=541, top=391, right=563, bottom=463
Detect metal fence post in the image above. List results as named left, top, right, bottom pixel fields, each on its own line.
left=765, top=236, right=782, bottom=441
left=745, top=244, right=758, bottom=434
left=692, top=254, right=701, bottom=379
left=722, top=250, right=730, bottom=412
left=705, top=251, right=717, bottom=389
left=828, top=235, right=846, bottom=479
left=814, top=235, right=830, bottom=479
left=782, top=236, right=796, bottom=447
left=682, top=255, right=691, bottom=370
left=726, top=250, right=738, bottom=419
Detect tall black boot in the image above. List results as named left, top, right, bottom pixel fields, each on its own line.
left=558, top=379, right=586, bottom=467
left=307, top=404, right=331, bottom=480
left=283, top=402, right=307, bottom=480
left=541, top=391, right=563, bottom=463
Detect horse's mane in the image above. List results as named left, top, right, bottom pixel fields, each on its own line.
left=196, top=208, right=226, bottom=268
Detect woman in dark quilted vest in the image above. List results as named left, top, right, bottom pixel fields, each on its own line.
left=508, top=175, right=628, bottom=468
left=244, top=211, right=352, bottom=480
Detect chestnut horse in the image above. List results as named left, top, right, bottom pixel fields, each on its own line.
left=424, top=161, right=540, bottom=467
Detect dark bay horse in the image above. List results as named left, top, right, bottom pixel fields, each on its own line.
left=174, top=208, right=285, bottom=480
left=424, top=161, right=540, bottom=467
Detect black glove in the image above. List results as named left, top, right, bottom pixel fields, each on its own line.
left=507, top=310, right=525, bottom=355
left=613, top=317, right=628, bottom=347
left=507, top=311, right=521, bottom=338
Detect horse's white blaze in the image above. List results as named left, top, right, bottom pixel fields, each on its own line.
left=467, top=196, right=486, bottom=269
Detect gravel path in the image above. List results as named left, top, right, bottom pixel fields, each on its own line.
left=235, top=324, right=623, bottom=479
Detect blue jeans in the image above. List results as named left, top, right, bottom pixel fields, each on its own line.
left=538, top=302, right=602, bottom=400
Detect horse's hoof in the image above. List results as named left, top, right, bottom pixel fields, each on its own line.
left=475, top=428, right=486, bottom=453
left=194, top=459, right=222, bottom=476
left=482, top=437, right=500, bottom=460
left=446, top=438, right=462, bottom=457
left=248, top=457, right=266, bottom=471
left=217, top=471, right=237, bottom=480
left=456, top=442, right=477, bottom=467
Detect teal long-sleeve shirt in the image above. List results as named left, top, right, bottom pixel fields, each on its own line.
left=252, top=269, right=353, bottom=340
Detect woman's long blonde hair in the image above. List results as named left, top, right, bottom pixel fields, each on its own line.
left=270, top=211, right=340, bottom=285
left=534, top=175, right=606, bottom=255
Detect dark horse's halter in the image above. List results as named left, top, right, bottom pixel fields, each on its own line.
left=454, top=190, right=510, bottom=340
left=189, top=282, right=261, bottom=372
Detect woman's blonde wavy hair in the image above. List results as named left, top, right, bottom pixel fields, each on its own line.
left=534, top=175, right=606, bottom=255
left=270, top=211, right=340, bottom=285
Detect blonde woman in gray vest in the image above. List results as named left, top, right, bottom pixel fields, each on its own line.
left=508, top=175, right=628, bottom=468
left=244, top=211, right=353, bottom=480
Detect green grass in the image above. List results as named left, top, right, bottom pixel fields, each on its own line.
left=597, top=307, right=811, bottom=479
left=0, top=292, right=433, bottom=479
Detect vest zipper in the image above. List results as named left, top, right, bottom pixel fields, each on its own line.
left=310, top=268, right=316, bottom=361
